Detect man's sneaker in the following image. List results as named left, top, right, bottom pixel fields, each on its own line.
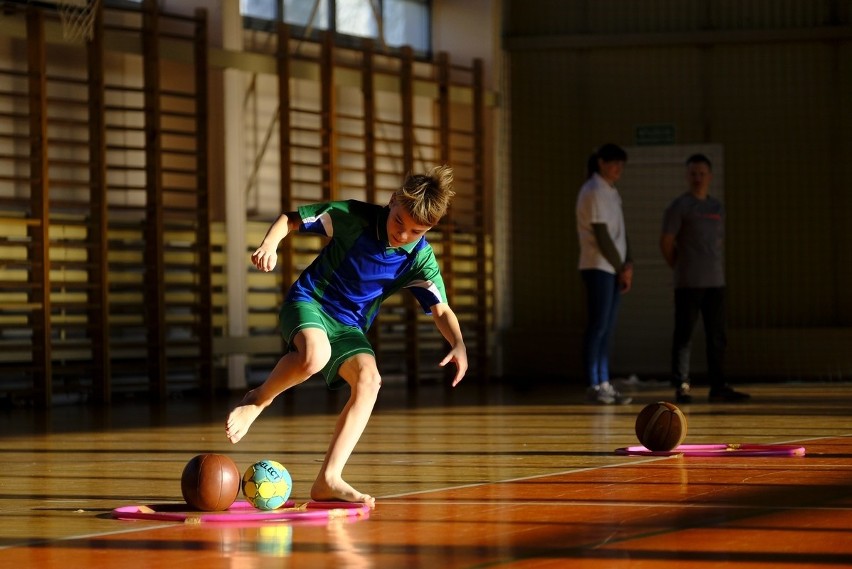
left=586, top=386, right=615, bottom=405
left=708, top=385, right=751, bottom=403
left=675, top=383, right=693, bottom=404
left=600, top=382, right=633, bottom=405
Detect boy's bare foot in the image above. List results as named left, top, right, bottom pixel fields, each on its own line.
left=311, top=477, right=376, bottom=509
left=225, top=390, right=265, bottom=444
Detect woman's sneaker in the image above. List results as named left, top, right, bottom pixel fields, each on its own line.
left=675, top=383, right=693, bottom=404
left=599, top=382, right=632, bottom=405
left=586, top=385, right=615, bottom=405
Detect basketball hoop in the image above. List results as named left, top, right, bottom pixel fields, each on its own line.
left=56, top=0, right=100, bottom=43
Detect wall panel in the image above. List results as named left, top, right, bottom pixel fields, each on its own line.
left=505, top=0, right=852, bottom=381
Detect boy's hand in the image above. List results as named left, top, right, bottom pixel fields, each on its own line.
left=252, top=213, right=296, bottom=272
left=440, top=344, right=468, bottom=387
left=252, top=246, right=278, bottom=272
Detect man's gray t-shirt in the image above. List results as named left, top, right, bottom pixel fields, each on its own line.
left=662, top=193, right=725, bottom=288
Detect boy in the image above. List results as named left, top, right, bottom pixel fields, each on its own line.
left=225, top=165, right=468, bottom=508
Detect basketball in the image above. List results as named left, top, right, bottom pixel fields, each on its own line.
left=242, top=459, right=293, bottom=511
left=180, top=453, right=241, bottom=511
left=635, top=401, right=688, bottom=451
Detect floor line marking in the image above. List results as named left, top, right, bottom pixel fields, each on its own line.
left=378, top=454, right=677, bottom=499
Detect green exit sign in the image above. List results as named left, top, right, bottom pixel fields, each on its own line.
left=635, top=124, right=676, bottom=146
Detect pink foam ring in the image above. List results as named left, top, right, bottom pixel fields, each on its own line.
left=306, top=501, right=369, bottom=510
left=614, top=443, right=806, bottom=457
left=111, top=500, right=371, bottom=523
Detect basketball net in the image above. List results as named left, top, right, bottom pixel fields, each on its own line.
left=56, top=0, right=101, bottom=43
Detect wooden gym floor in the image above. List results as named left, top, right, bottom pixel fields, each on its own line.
left=1, top=379, right=851, bottom=568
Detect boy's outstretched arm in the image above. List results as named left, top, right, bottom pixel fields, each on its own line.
left=431, top=303, right=468, bottom=386
left=252, top=211, right=300, bottom=272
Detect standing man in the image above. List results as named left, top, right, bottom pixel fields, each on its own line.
left=660, top=154, right=750, bottom=403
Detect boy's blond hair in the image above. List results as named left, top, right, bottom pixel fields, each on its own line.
left=393, top=165, right=455, bottom=226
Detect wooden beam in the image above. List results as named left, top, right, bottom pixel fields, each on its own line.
left=277, top=21, right=294, bottom=334
left=320, top=30, right=336, bottom=202
left=437, top=52, right=454, bottom=303
left=473, top=58, right=489, bottom=381
left=26, top=7, right=52, bottom=408
left=400, top=46, right=419, bottom=386
left=87, top=1, right=111, bottom=404
left=362, top=38, right=380, bottom=352
left=142, top=0, right=167, bottom=400
left=194, top=7, right=213, bottom=395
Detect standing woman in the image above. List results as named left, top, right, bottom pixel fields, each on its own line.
left=576, top=143, right=633, bottom=404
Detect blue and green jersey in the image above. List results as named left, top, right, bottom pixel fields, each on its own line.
left=286, top=200, right=447, bottom=331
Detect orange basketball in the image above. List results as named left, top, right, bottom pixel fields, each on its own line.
left=181, top=453, right=241, bottom=511
left=635, top=401, right=688, bottom=451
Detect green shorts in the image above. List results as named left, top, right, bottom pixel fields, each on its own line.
left=279, top=301, right=374, bottom=389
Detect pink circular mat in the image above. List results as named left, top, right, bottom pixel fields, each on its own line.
left=615, top=443, right=806, bottom=457
left=112, top=500, right=371, bottom=523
